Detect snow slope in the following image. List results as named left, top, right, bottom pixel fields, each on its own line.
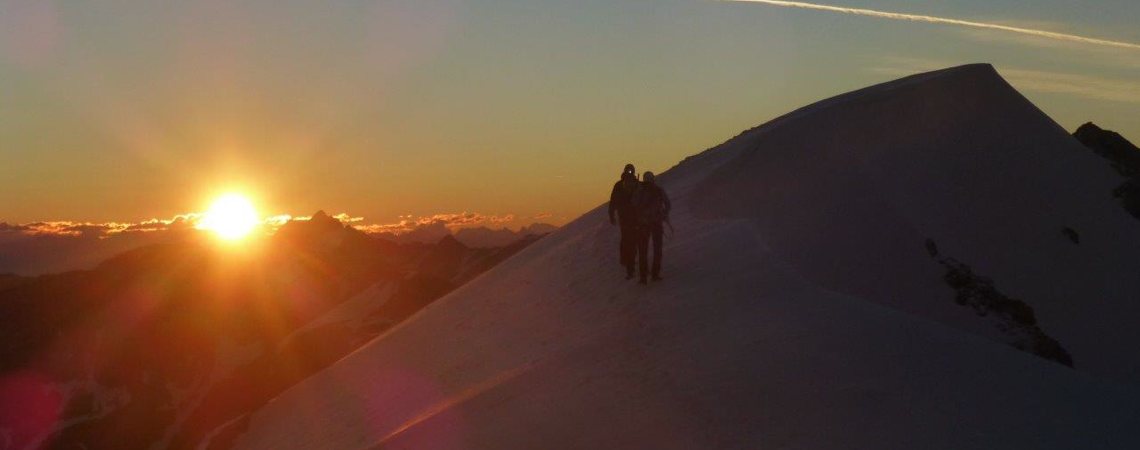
left=234, top=64, right=1140, bottom=449
left=691, top=63, right=1140, bottom=382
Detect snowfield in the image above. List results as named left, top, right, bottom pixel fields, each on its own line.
left=234, top=64, right=1140, bottom=449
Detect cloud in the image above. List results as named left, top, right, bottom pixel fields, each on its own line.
left=331, top=213, right=363, bottom=223
left=0, top=210, right=540, bottom=274
left=949, top=24, right=1140, bottom=71
left=264, top=214, right=295, bottom=227
left=0, top=223, right=31, bottom=233
left=998, top=68, right=1140, bottom=104
left=351, top=212, right=520, bottom=236
left=4, top=221, right=115, bottom=237
left=723, top=0, right=1140, bottom=50
left=0, top=211, right=388, bottom=238
left=0, top=215, right=202, bottom=238
left=532, top=212, right=553, bottom=220
left=863, top=55, right=949, bottom=77
left=0, top=210, right=528, bottom=241
left=868, top=56, right=1140, bottom=104
left=489, top=214, right=515, bottom=224
left=351, top=223, right=413, bottom=235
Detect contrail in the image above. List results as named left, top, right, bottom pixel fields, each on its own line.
left=722, top=0, right=1140, bottom=51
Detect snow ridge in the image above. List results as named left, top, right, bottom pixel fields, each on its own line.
left=235, top=65, right=1140, bottom=449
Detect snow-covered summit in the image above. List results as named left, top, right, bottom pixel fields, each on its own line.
left=693, top=62, right=1140, bottom=381
left=234, top=65, right=1140, bottom=449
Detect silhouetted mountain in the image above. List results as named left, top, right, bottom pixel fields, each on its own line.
left=376, top=222, right=451, bottom=245
left=453, top=223, right=557, bottom=247
left=416, top=235, right=468, bottom=281
left=0, top=212, right=546, bottom=449
left=453, top=227, right=517, bottom=247
left=521, top=222, right=558, bottom=235
left=1073, top=122, right=1140, bottom=219
left=0, top=228, right=184, bottom=275
left=1074, top=122, right=1140, bottom=176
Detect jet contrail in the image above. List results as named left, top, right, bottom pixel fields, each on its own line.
left=723, top=0, right=1140, bottom=51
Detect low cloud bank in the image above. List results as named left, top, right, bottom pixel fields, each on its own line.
left=0, top=211, right=556, bottom=275
left=352, top=212, right=516, bottom=235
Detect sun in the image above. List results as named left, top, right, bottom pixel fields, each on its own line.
left=198, top=193, right=260, bottom=241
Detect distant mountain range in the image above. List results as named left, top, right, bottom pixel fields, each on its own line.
left=0, top=213, right=557, bottom=276
left=0, top=211, right=551, bottom=449
left=374, top=222, right=558, bottom=247
left=0, top=224, right=180, bottom=276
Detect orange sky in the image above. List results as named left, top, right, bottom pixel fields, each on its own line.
left=2, top=1, right=1137, bottom=228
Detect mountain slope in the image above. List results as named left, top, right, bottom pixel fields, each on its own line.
left=235, top=65, right=1140, bottom=449
left=692, top=63, right=1140, bottom=380
left=0, top=215, right=545, bottom=449
left=1073, top=122, right=1140, bottom=219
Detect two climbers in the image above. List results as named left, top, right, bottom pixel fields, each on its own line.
left=608, top=164, right=671, bottom=285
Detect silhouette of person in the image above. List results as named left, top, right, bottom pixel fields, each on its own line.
left=609, top=164, right=640, bottom=279
left=633, top=171, right=670, bottom=284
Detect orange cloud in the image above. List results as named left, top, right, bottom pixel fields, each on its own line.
left=1, top=211, right=523, bottom=238
left=331, top=213, right=364, bottom=223
left=350, top=212, right=518, bottom=235
left=0, top=214, right=199, bottom=238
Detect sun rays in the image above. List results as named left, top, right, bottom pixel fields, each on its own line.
left=197, top=193, right=261, bottom=241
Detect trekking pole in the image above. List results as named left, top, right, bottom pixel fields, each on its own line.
left=665, top=216, right=675, bottom=239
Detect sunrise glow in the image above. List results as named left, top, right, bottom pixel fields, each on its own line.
left=198, top=194, right=260, bottom=241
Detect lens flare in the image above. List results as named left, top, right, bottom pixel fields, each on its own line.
left=198, top=194, right=260, bottom=240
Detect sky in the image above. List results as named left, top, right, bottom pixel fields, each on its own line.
left=2, top=0, right=1138, bottom=231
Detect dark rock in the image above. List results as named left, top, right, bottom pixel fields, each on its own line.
left=926, top=239, right=1073, bottom=367
left=924, top=239, right=939, bottom=258
left=1074, top=122, right=1140, bottom=177
left=1061, top=227, right=1080, bottom=245
left=1073, top=123, right=1140, bottom=219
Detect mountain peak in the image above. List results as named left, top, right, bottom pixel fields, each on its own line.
left=1075, top=121, right=1104, bottom=135
left=306, top=210, right=345, bottom=229
left=732, top=62, right=1018, bottom=147
left=942, top=62, right=996, bottom=73
left=1072, top=121, right=1140, bottom=182
left=865, top=62, right=1007, bottom=97
left=895, top=63, right=1000, bottom=85
left=435, top=234, right=467, bottom=250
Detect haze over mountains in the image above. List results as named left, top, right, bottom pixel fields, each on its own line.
left=0, top=214, right=556, bottom=276
left=375, top=222, right=559, bottom=248
left=234, top=64, right=1140, bottom=449
left=0, top=212, right=552, bottom=449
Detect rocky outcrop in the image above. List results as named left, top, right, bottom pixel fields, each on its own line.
left=925, top=239, right=1073, bottom=367
left=1073, top=122, right=1140, bottom=219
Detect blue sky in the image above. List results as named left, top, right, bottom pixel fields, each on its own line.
left=1, top=0, right=1137, bottom=227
